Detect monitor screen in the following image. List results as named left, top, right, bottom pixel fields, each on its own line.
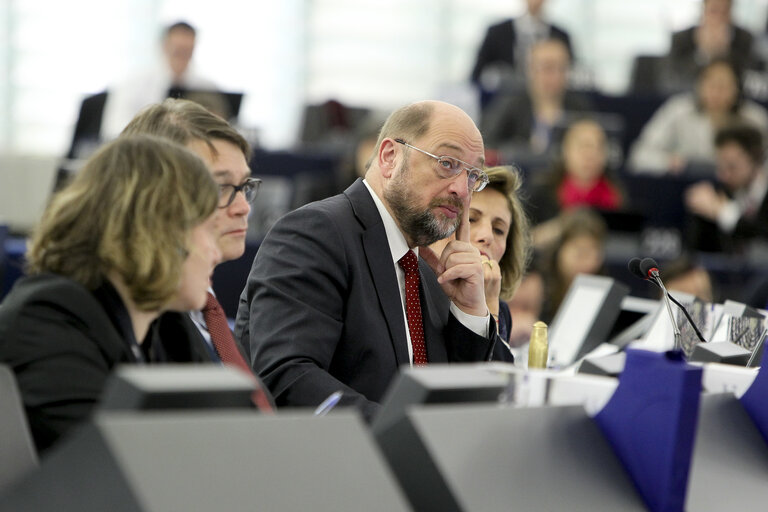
left=548, top=274, right=629, bottom=368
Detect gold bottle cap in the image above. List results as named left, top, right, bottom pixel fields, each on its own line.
left=530, top=321, right=548, bottom=344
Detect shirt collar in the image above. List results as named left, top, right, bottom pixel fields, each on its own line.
left=515, top=12, right=547, bottom=37
left=362, top=179, right=416, bottom=263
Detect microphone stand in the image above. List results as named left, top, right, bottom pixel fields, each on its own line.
left=652, top=272, right=682, bottom=352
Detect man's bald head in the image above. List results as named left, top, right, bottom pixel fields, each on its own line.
left=365, top=100, right=482, bottom=174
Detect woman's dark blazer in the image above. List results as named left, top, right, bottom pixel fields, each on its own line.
left=0, top=274, right=204, bottom=453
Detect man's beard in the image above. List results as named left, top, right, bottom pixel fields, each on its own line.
left=384, top=160, right=463, bottom=247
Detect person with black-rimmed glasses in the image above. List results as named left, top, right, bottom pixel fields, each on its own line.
left=121, top=99, right=273, bottom=411
left=236, top=100, right=502, bottom=420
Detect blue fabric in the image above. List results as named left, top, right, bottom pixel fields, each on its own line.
left=593, top=349, right=702, bottom=512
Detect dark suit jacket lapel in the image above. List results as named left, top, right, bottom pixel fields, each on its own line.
left=151, top=312, right=212, bottom=363
left=346, top=180, right=410, bottom=366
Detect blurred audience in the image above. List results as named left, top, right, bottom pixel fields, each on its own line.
left=665, top=0, right=760, bottom=93
left=685, top=122, right=768, bottom=252
left=660, top=255, right=715, bottom=303
left=336, top=112, right=388, bottom=190
left=743, top=270, right=768, bottom=310
left=482, top=38, right=592, bottom=158
left=506, top=270, right=545, bottom=348
left=629, top=58, right=768, bottom=174
left=526, top=118, right=623, bottom=247
left=0, top=135, right=220, bottom=453
left=101, top=21, right=220, bottom=139
left=430, top=166, right=532, bottom=350
left=471, top=0, right=573, bottom=96
left=537, top=208, right=607, bottom=324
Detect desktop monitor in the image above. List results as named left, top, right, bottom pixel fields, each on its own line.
left=99, top=364, right=256, bottom=411
left=371, top=364, right=509, bottom=435
left=0, top=411, right=411, bottom=512
left=371, top=365, right=511, bottom=512
left=547, top=274, right=630, bottom=368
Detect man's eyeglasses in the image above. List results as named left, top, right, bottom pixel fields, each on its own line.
left=394, top=138, right=489, bottom=192
left=218, top=177, right=261, bottom=208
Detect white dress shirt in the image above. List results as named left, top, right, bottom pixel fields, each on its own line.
left=101, top=62, right=218, bottom=140
left=718, top=169, right=768, bottom=233
left=188, top=287, right=218, bottom=361
left=362, top=179, right=489, bottom=365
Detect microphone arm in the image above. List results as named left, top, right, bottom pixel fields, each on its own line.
left=631, top=257, right=708, bottom=350
left=649, top=270, right=682, bottom=352
left=665, top=293, right=707, bottom=343
left=641, top=276, right=707, bottom=343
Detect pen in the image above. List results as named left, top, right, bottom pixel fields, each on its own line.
left=314, top=390, right=343, bottom=416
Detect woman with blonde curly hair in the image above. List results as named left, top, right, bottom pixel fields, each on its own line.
left=0, top=134, right=221, bottom=453
left=431, top=165, right=531, bottom=358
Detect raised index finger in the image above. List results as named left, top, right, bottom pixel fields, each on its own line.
left=455, top=197, right=471, bottom=242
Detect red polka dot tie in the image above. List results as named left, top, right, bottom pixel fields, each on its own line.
left=398, top=250, right=428, bottom=365
left=202, top=292, right=274, bottom=412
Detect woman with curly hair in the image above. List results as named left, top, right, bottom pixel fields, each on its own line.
left=0, top=135, right=221, bottom=453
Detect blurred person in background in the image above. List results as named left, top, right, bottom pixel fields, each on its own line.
left=660, top=255, right=715, bottom=303
left=685, top=122, right=768, bottom=252
left=336, top=113, right=388, bottom=190
left=629, top=59, right=768, bottom=174
left=537, top=208, right=607, bottom=324
left=526, top=118, right=623, bottom=247
left=471, top=0, right=572, bottom=99
left=482, top=38, right=592, bottom=159
left=665, top=0, right=760, bottom=93
left=101, top=21, right=219, bottom=139
left=0, top=135, right=220, bottom=453
left=506, top=270, right=545, bottom=350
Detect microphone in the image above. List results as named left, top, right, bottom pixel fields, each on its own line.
left=627, top=257, right=644, bottom=280
left=639, top=257, right=661, bottom=281
left=631, top=258, right=707, bottom=344
left=628, top=257, right=708, bottom=352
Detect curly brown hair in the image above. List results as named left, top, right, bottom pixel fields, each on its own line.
left=27, top=135, right=218, bottom=311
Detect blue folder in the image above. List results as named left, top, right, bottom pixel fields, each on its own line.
left=593, top=349, right=703, bottom=512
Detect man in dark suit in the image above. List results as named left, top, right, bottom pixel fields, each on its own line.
left=685, top=122, right=768, bottom=253
left=666, top=0, right=758, bottom=92
left=121, top=100, right=273, bottom=410
left=236, top=101, right=508, bottom=420
left=471, top=0, right=572, bottom=100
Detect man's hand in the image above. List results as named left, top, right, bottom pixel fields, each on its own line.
left=685, top=181, right=727, bottom=221
left=420, top=203, right=488, bottom=317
